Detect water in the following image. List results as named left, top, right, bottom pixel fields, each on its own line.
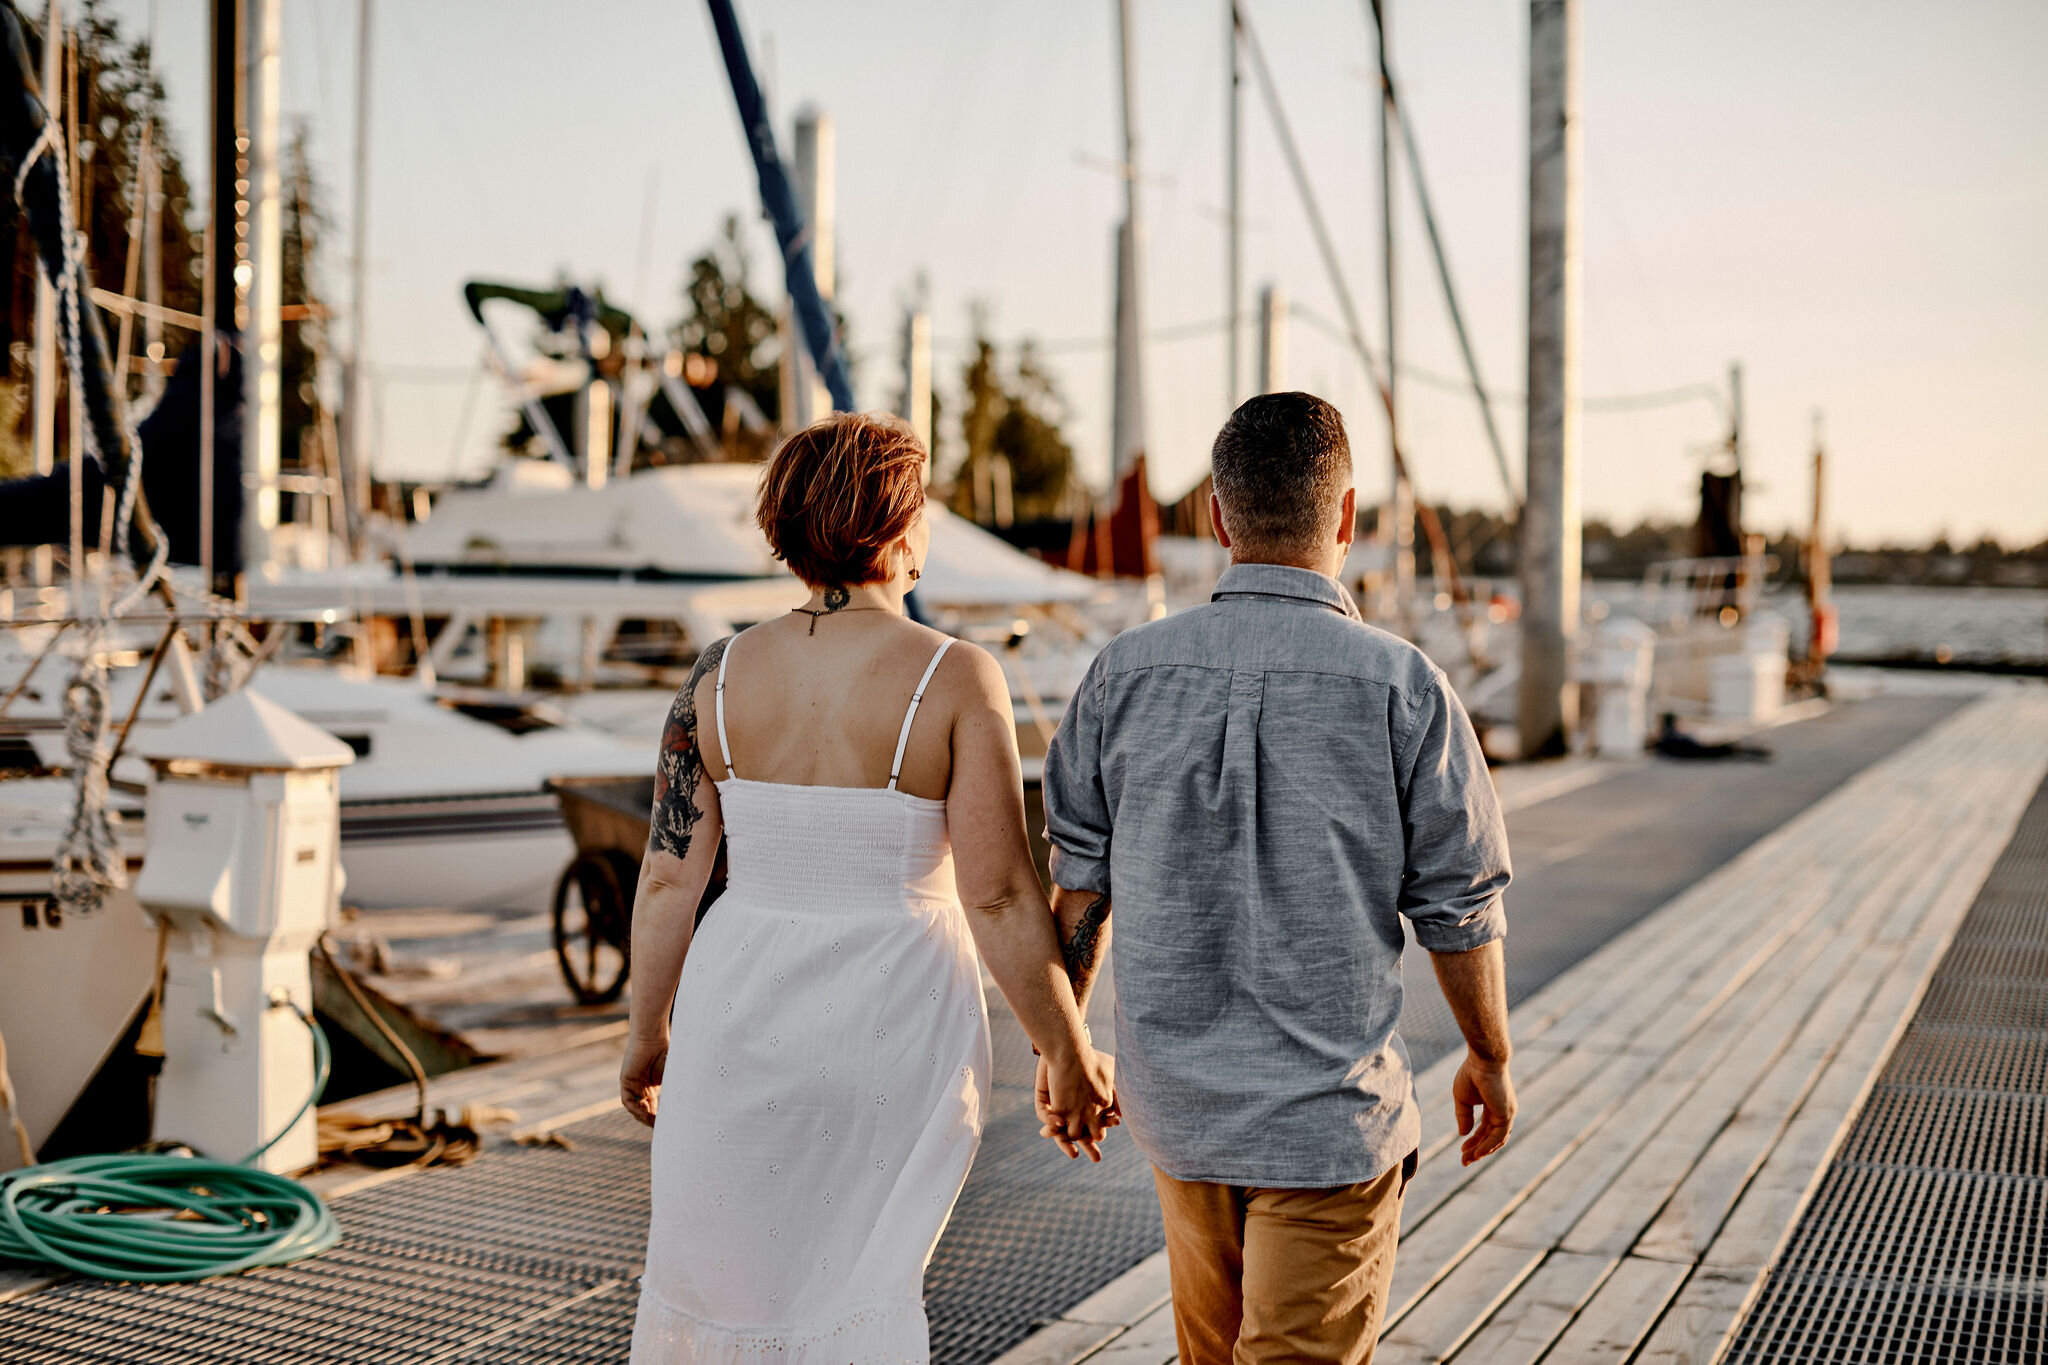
left=1581, top=581, right=2048, bottom=667
left=1795, top=584, right=2048, bottom=667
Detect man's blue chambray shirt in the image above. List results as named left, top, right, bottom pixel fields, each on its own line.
left=1041, top=562, right=1511, bottom=1187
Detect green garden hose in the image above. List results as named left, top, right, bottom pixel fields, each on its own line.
left=0, top=1001, right=341, bottom=1283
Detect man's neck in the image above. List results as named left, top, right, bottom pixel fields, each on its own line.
left=1228, top=551, right=1341, bottom=578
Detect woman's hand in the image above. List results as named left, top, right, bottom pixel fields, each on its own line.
left=620, top=1033, right=669, bottom=1127
left=1035, top=1047, right=1118, bottom=1161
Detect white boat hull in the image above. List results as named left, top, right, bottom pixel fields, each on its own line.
left=0, top=786, right=155, bottom=1169
left=339, top=790, right=577, bottom=912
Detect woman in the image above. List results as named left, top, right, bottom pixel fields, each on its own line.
left=621, top=412, right=1115, bottom=1362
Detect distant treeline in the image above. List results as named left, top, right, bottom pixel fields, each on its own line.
left=1357, top=506, right=2048, bottom=589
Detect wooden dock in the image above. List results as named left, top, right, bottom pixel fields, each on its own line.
left=6, top=686, right=2040, bottom=1362
left=996, top=686, right=2048, bottom=1365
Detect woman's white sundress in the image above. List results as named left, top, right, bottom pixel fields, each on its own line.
left=630, top=637, right=992, bottom=1364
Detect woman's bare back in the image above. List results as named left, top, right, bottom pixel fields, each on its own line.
left=695, top=612, right=968, bottom=801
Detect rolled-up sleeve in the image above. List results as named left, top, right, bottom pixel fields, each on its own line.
left=1042, top=653, right=1112, bottom=894
left=1395, top=667, right=1511, bottom=953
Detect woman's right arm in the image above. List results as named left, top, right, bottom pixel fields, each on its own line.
left=944, top=645, right=1115, bottom=1155
left=621, top=641, right=731, bottom=1126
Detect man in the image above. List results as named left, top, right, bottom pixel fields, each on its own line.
left=1037, top=393, right=1516, bottom=1362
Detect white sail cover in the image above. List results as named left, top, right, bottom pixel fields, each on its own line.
left=920, top=507, right=1098, bottom=606
left=403, top=463, right=1099, bottom=607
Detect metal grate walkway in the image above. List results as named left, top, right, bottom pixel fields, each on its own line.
left=0, top=1095, right=1159, bottom=1364
left=1726, top=772, right=2048, bottom=1363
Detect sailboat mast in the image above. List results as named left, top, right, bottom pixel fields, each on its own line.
left=31, top=0, right=59, bottom=585
left=142, top=131, right=163, bottom=403
left=1225, top=2, right=1240, bottom=412
left=791, top=108, right=835, bottom=428
left=343, top=0, right=373, bottom=553
left=244, top=0, right=283, bottom=580
left=1373, top=0, right=1413, bottom=618
left=1257, top=283, right=1286, bottom=393
left=200, top=0, right=239, bottom=590
left=901, top=306, right=932, bottom=484
left=1109, top=0, right=1147, bottom=477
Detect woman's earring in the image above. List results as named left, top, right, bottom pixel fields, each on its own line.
left=908, top=563, right=922, bottom=583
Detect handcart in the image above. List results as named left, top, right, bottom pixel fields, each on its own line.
left=544, top=775, right=730, bottom=1005
left=544, top=776, right=651, bottom=1004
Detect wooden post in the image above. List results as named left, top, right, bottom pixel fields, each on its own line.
left=1517, top=0, right=1581, bottom=758
left=1807, top=410, right=1833, bottom=663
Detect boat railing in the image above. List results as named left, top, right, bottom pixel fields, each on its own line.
left=1638, top=552, right=1778, bottom=625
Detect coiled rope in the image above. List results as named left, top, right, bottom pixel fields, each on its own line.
left=14, top=104, right=169, bottom=915
left=0, top=1004, right=340, bottom=1283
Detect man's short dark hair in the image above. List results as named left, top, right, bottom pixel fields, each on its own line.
left=1210, top=392, right=1352, bottom=557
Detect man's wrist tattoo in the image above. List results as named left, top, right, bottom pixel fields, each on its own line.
left=1062, top=893, right=1111, bottom=986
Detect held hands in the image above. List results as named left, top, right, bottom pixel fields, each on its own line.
left=1034, top=1046, right=1119, bottom=1162
left=620, top=1033, right=669, bottom=1128
left=1453, top=1050, right=1516, bottom=1165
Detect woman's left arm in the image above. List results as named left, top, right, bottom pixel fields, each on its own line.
left=945, top=645, right=1114, bottom=1156
left=621, top=642, right=731, bottom=1126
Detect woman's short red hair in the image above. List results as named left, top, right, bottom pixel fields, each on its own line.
left=756, top=412, right=929, bottom=587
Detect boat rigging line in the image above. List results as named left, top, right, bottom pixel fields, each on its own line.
left=1362, top=0, right=1517, bottom=506
left=1233, top=5, right=1468, bottom=607
left=2, top=2, right=172, bottom=917
left=704, top=0, right=853, bottom=413
left=1288, top=304, right=1726, bottom=417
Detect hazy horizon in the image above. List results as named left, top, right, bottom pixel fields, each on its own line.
left=102, top=0, right=2048, bottom=546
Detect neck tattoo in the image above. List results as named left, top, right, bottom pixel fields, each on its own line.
left=790, top=585, right=888, bottom=635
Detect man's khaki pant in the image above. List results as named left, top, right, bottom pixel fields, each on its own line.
left=1151, top=1151, right=1416, bottom=1365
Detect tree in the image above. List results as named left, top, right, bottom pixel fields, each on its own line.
left=947, top=309, right=1075, bottom=524
left=1, top=1, right=203, bottom=478
left=995, top=342, right=1075, bottom=520
left=674, top=214, right=780, bottom=432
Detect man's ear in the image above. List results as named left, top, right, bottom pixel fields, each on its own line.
left=1209, top=491, right=1234, bottom=549
left=1337, top=486, right=1357, bottom=549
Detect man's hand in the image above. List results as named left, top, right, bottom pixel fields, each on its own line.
left=1452, top=1052, right=1515, bottom=1165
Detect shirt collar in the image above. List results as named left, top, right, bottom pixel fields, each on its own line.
left=1212, top=562, right=1363, bottom=621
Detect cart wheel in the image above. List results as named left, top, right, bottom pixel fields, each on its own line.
left=552, top=851, right=636, bottom=1005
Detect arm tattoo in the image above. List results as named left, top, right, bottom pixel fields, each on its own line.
left=1062, top=893, right=1111, bottom=990
left=649, top=637, right=730, bottom=861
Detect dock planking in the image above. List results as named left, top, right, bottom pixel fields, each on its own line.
left=1026, top=686, right=2048, bottom=1365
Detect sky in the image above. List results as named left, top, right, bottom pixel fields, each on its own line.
left=104, top=0, right=2048, bottom=547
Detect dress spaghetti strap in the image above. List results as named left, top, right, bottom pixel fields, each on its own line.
left=714, top=636, right=738, bottom=780
left=888, top=639, right=956, bottom=791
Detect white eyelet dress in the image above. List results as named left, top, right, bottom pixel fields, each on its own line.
left=631, top=638, right=992, bottom=1364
